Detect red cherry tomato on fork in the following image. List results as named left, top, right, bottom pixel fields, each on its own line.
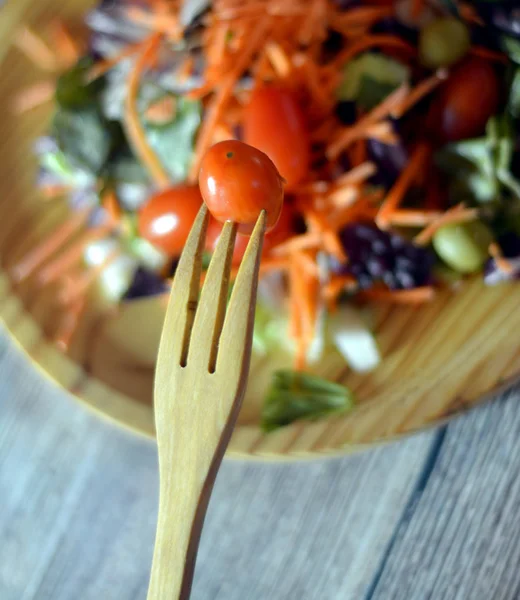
left=138, top=185, right=202, bottom=256
left=205, top=217, right=250, bottom=265
left=198, top=140, right=285, bottom=234
left=243, top=86, right=310, bottom=187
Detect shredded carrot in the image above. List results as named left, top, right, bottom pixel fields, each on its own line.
left=189, top=19, right=269, bottom=181
left=87, top=40, right=150, bottom=82
left=376, top=143, right=431, bottom=228
left=414, top=204, right=480, bottom=246
left=305, top=209, right=347, bottom=262
left=39, top=183, right=73, bottom=200
left=144, top=95, right=177, bottom=124
left=102, top=190, right=122, bottom=224
left=39, top=222, right=114, bottom=285
left=124, top=33, right=170, bottom=188
left=13, top=26, right=57, bottom=71
left=469, top=46, right=508, bottom=64
left=411, top=0, right=424, bottom=20
left=359, top=286, right=436, bottom=304
left=385, top=209, right=444, bottom=227
left=323, top=275, right=357, bottom=311
left=391, top=69, right=448, bottom=119
left=11, top=209, right=91, bottom=282
left=489, top=242, right=515, bottom=274
left=48, top=20, right=81, bottom=69
left=125, top=6, right=181, bottom=40
left=265, top=41, right=291, bottom=78
left=12, top=81, right=55, bottom=114
left=270, top=232, right=322, bottom=256
left=54, top=297, right=86, bottom=351
left=327, top=83, right=410, bottom=159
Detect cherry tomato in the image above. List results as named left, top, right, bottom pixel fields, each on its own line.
left=428, top=57, right=500, bottom=143
left=206, top=203, right=295, bottom=265
left=263, top=202, right=295, bottom=253
left=199, top=140, right=284, bottom=234
left=243, top=86, right=310, bottom=187
left=138, top=185, right=202, bottom=256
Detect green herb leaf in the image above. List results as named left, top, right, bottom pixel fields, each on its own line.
left=502, top=36, right=520, bottom=65
left=509, top=68, right=520, bottom=118
left=142, top=95, right=201, bottom=182
left=52, top=107, right=113, bottom=175
left=55, top=57, right=105, bottom=110
left=261, top=370, right=355, bottom=432
left=337, top=53, right=409, bottom=110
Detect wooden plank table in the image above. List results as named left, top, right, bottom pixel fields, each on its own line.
left=1, top=327, right=520, bottom=600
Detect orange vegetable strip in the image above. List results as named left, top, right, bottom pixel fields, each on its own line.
left=144, top=95, right=177, bottom=124
left=307, top=209, right=347, bottom=262
left=299, top=0, right=326, bottom=46
left=335, top=6, right=395, bottom=25
left=322, top=275, right=357, bottom=311
left=102, top=190, right=122, bottom=223
left=11, top=208, right=91, bottom=282
left=270, top=232, right=322, bottom=256
left=327, top=186, right=359, bottom=209
left=11, top=81, right=55, bottom=114
left=48, top=20, right=81, bottom=68
left=411, top=0, right=424, bottom=20
left=125, top=6, right=181, bottom=38
left=385, top=209, right=444, bottom=227
left=489, top=242, right=515, bottom=274
left=39, top=183, right=73, bottom=199
left=359, top=286, right=436, bottom=304
left=189, top=19, right=269, bottom=180
left=331, top=35, right=416, bottom=70
left=265, top=41, right=291, bottom=77
left=469, top=46, right=508, bottom=64
left=414, top=204, right=479, bottom=246
left=364, top=121, right=400, bottom=145
left=376, top=143, right=431, bottom=228
left=177, top=55, right=195, bottom=82
left=87, top=39, right=151, bottom=82
left=39, top=223, right=113, bottom=285
left=391, top=69, right=448, bottom=118
left=124, top=33, right=170, bottom=188
left=288, top=259, right=306, bottom=370
left=54, top=297, right=87, bottom=351
left=335, top=162, right=377, bottom=187
left=296, top=250, right=321, bottom=278
left=327, top=83, right=409, bottom=159
left=60, top=248, right=121, bottom=304
left=13, top=27, right=57, bottom=71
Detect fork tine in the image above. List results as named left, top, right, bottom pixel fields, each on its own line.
left=156, top=203, right=209, bottom=370
left=187, top=220, right=237, bottom=372
left=216, top=210, right=266, bottom=378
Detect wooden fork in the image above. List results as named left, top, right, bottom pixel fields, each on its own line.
left=147, top=204, right=266, bottom=600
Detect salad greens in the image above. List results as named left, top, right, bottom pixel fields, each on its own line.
left=261, top=370, right=355, bottom=432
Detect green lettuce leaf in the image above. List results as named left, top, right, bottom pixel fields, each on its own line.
left=142, top=94, right=201, bottom=182
left=261, top=370, right=355, bottom=432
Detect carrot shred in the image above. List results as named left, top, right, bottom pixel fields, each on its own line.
left=13, top=26, right=57, bottom=71
left=414, top=204, right=480, bottom=246
left=270, top=232, right=322, bottom=256
left=12, top=81, right=55, bottom=114
left=39, top=222, right=114, bottom=285
left=469, top=46, right=508, bottom=64
left=322, top=275, right=357, bottom=311
left=48, top=20, right=81, bottom=69
left=359, top=286, right=436, bottom=304
left=125, top=6, right=181, bottom=40
left=391, top=69, right=448, bottom=119
left=385, top=209, right=444, bottom=227
left=87, top=40, right=150, bottom=82
left=102, top=190, right=123, bottom=224
left=327, top=83, right=410, bottom=159
left=489, top=242, right=515, bottom=274
left=11, top=209, right=91, bottom=282
left=376, top=143, right=431, bottom=228
left=123, top=33, right=170, bottom=188
left=265, top=41, right=291, bottom=78
left=189, top=19, right=269, bottom=181
left=54, top=297, right=87, bottom=351
left=144, top=95, right=177, bottom=124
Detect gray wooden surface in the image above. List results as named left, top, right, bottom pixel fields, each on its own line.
left=1, top=327, right=520, bottom=600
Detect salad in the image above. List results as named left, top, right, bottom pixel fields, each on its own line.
left=10, top=0, right=520, bottom=430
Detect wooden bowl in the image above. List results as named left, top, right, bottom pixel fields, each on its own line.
left=2, top=0, right=520, bottom=460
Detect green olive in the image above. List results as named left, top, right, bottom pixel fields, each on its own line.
left=419, top=18, right=471, bottom=69
left=432, top=221, right=493, bottom=274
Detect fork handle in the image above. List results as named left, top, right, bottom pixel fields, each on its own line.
left=147, top=435, right=228, bottom=600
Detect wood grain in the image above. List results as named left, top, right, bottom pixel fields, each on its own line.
left=1, top=0, right=520, bottom=460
